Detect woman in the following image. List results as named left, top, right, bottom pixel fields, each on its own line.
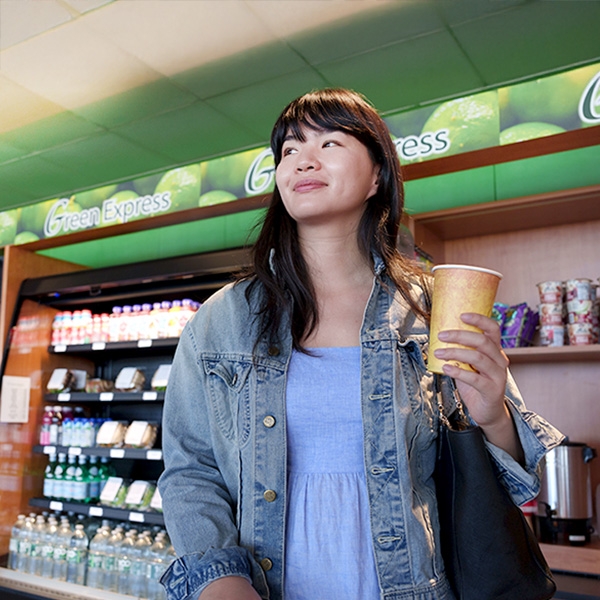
left=158, top=88, right=563, bottom=600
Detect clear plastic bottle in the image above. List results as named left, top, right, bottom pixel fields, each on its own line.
left=167, top=300, right=182, bottom=338
left=149, top=302, right=162, bottom=339
left=52, top=517, right=72, bottom=581
left=40, top=516, right=58, bottom=579
left=158, top=301, right=172, bottom=338
left=131, top=304, right=142, bottom=340
left=39, top=406, right=53, bottom=445
left=61, top=311, right=73, bottom=345
left=145, top=531, right=167, bottom=600
left=109, top=306, right=122, bottom=342
left=53, top=452, right=67, bottom=501
left=66, top=523, right=89, bottom=585
left=103, top=526, right=124, bottom=592
left=43, top=451, right=57, bottom=500
left=117, top=529, right=138, bottom=595
left=86, top=525, right=110, bottom=589
left=139, top=303, right=153, bottom=340
left=8, top=514, right=26, bottom=570
left=130, top=529, right=153, bottom=598
left=28, top=514, right=47, bottom=576
left=49, top=406, right=63, bottom=446
left=16, top=514, right=35, bottom=572
left=121, top=305, right=133, bottom=340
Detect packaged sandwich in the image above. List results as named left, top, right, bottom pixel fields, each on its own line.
left=124, top=421, right=158, bottom=449
left=114, top=367, right=145, bottom=392
left=85, top=378, right=114, bottom=393
left=151, top=364, right=171, bottom=391
left=96, top=420, right=128, bottom=447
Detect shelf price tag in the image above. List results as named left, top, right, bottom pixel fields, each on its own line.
left=142, top=391, right=158, bottom=401
left=137, top=339, right=153, bottom=348
left=92, top=342, right=106, bottom=351
left=99, top=392, right=114, bottom=402
left=129, top=512, right=145, bottom=523
left=43, top=446, right=56, bottom=454
left=146, top=450, right=162, bottom=461
left=110, top=449, right=125, bottom=459
left=89, top=506, right=104, bottom=517
left=53, top=345, right=67, bottom=353
left=57, top=393, right=71, bottom=402
left=49, top=501, right=63, bottom=511
left=68, top=447, right=81, bottom=456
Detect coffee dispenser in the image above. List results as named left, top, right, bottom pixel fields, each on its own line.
left=535, top=441, right=597, bottom=545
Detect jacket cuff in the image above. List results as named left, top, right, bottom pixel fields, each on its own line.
left=160, top=546, right=259, bottom=600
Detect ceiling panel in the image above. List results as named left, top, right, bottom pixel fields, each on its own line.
left=83, top=0, right=274, bottom=76
left=0, top=20, right=161, bottom=108
left=286, top=1, right=443, bottom=65
left=452, top=2, right=600, bottom=85
left=317, top=30, right=484, bottom=112
left=72, top=77, right=198, bottom=128
left=205, top=68, right=330, bottom=139
left=39, top=132, right=174, bottom=193
left=171, top=40, right=308, bottom=100
left=434, top=0, right=527, bottom=26
left=0, top=0, right=73, bottom=50
left=0, top=74, right=64, bottom=134
left=0, top=140, right=30, bottom=164
left=1, top=111, right=102, bottom=153
left=113, top=101, right=261, bottom=163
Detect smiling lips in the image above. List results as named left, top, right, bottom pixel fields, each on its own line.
left=293, top=178, right=327, bottom=193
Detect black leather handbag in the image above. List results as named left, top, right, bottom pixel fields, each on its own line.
left=433, top=376, right=556, bottom=600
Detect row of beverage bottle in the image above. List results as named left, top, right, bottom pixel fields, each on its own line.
left=44, top=453, right=115, bottom=504
left=51, top=298, right=200, bottom=346
left=40, top=405, right=107, bottom=447
left=8, top=512, right=175, bottom=599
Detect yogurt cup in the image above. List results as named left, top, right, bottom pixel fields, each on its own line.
left=565, top=278, right=594, bottom=302
left=537, top=280, right=563, bottom=304
left=538, top=303, right=564, bottom=326
left=567, top=323, right=595, bottom=346
left=539, top=325, right=565, bottom=347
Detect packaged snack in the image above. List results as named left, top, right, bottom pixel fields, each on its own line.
left=85, top=378, right=114, bottom=394
left=492, top=303, right=510, bottom=329
left=151, top=364, right=172, bottom=391
left=114, top=367, right=146, bottom=392
left=47, top=368, right=74, bottom=393
left=125, top=480, right=156, bottom=511
left=96, top=420, right=128, bottom=447
left=501, top=303, right=539, bottom=348
left=124, top=421, right=158, bottom=449
left=150, top=486, right=163, bottom=513
left=99, top=476, right=129, bottom=507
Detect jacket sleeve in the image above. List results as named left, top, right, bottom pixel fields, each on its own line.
left=483, top=370, right=565, bottom=506
left=158, top=319, right=269, bottom=599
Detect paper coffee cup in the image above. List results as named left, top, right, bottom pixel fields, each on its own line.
left=427, top=264, right=503, bottom=374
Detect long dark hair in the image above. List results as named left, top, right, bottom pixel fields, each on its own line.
left=240, top=88, right=428, bottom=352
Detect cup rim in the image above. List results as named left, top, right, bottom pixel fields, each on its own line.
left=431, top=264, right=503, bottom=279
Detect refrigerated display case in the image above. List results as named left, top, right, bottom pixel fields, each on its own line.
left=0, top=245, right=251, bottom=598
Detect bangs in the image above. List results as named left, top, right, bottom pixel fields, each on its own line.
left=271, top=89, right=378, bottom=165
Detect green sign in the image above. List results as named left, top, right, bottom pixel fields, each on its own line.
left=2, top=61, right=599, bottom=249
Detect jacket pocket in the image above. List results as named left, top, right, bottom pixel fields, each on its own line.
left=202, top=355, right=253, bottom=445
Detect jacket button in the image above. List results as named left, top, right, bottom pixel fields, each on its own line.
left=260, top=557, right=273, bottom=571
left=263, top=489, right=277, bottom=502
left=263, top=415, right=276, bottom=428
left=267, top=345, right=280, bottom=356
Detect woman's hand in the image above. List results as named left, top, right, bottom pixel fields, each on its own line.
left=199, top=576, right=262, bottom=600
left=433, top=312, right=524, bottom=462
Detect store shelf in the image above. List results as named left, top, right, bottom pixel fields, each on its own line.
left=34, top=445, right=162, bottom=461
left=29, top=497, right=164, bottom=526
left=49, top=338, right=179, bottom=355
left=505, top=344, right=600, bottom=364
left=0, top=567, right=138, bottom=600
left=44, top=391, right=165, bottom=403
left=541, top=537, right=600, bottom=576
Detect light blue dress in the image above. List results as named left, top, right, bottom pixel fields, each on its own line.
left=284, top=347, right=381, bottom=600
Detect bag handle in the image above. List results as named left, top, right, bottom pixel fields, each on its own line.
left=434, top=373, right=470, bottom=431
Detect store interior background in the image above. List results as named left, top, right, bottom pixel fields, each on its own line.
left=0, top=1, right=600, bottom=595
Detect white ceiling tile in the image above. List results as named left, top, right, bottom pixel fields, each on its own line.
left=0, top=74, right=64, bottom=134
left=61, top=0, right=115, bottom=15
left=0, top=21, right=161, bottom=108
left=245, top=0, right=396, bottom=38
left=82, top=0, right=276, bottom=76
left=0, top=0, right=73, bottom=50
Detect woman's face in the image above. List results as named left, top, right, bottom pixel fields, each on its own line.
left=275, top=125, right=379, bottom=230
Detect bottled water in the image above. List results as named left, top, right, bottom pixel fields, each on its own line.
left=117, top=529, right=138, bottom=595
left=103, top=526, right=124, bottom=592
left=53, top=453, right=68, bottom=501
left=43, top=451, right=57, bottom=499
left=146, top=532, right=171, bottom=600
left=16, top=514, right=35, bottom=572
left=28, top=515, right=47, bottom=576
left=130, top=529, right=153, bottom=598
left=63, top=454, right=77, bottom=502
left=40, top=516, right=59, bottom=579
left=52, top=517, right=72, bottom=581
left=86, top=525, right=110, bottom=589
left=72, top=455, right=89, bottom=503
left=87, top=456, right=101, bottom=503
left=8, top=514, right=25, bottom=570
left=66, top=523, right=89, bottom=585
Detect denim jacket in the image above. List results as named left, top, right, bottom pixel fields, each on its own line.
left=158, top=260, right=564, bottom=600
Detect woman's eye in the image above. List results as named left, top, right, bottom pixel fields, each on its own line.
left=323, top=140, right=339, bottom=148
left=282, top=146, right=297, bottom=156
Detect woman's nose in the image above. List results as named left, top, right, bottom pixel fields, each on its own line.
left=295, top=149, right=319, bottom=171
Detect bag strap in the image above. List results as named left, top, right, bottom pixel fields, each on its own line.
left=434, top=373, right=469, bottom=431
